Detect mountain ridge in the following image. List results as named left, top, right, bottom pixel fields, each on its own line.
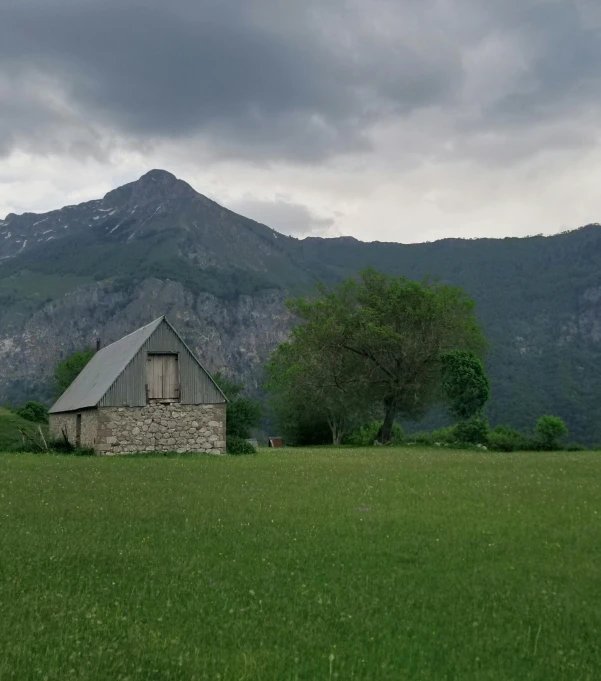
left=3, top=169, right=595, bottom=253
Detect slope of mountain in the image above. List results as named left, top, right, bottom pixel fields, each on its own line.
left=0, top=170, right=329, bottom=296
left=2, top=170, right=601, bottom=443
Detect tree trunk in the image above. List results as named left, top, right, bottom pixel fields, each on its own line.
left=328, top=417, right=342, bottom=445
left=328, top=414, right=344, bottom=445
left=377, top=398, right=396, bottom=444
left=330, top=422, right=344, bottom=445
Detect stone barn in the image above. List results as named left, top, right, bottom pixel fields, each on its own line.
left=49, top=317, right=227, bottom=455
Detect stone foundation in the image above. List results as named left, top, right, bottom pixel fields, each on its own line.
left=96, top=403, right=226, bottom=455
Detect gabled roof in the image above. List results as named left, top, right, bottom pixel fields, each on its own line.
left=50, top=317, right=165, bottom=413
left=162, top=317, right=228, bottom=404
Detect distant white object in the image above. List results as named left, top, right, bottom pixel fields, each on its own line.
left=246, top=439, right=259, bottom=451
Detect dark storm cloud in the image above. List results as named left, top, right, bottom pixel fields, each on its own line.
left=0, top=0, right=599, bottom=164
left=480, top=2, right=601, bottom=124
left=0, top=0, right=461, bottom=160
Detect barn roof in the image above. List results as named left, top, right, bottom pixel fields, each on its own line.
left=50, top=317, right=165, bottom=413
left=50, top=315, right=228, bottom=413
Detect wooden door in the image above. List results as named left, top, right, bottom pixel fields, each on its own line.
left=163, top=355, right=179, bottom=400
left=147, top=354, right=163, bottom=401
left=76, top=414, right=82, bottom=447
left=147, top=354, right=179, bottom=402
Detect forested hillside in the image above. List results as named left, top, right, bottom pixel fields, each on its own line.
left=2, top=170, right=601, bottom=442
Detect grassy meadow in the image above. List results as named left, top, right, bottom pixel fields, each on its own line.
left=1, top=447, right=600, bottom=680
left=0, top=407, right=48, bottom=451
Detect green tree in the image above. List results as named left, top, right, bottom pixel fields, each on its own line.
left=265, top=314, right=371, bottom=445
left=454, top=417, right=489, bottom=444
left=15, top=401, right=49, bottom=424
left=286, top=269, right=486, bottom=443
left=213, top=373, right=261, bottom=440
left=535, top=415, right=568, bottom=450
left=264, top=344, right=333, bottom=445
left=54, top=348, right=95, bottom=396
left=265, top=387, right=333, bottom=446
left=441, top=350, right=490, bottom=420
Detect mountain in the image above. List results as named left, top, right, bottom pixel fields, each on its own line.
left=2, top=170, right=601, bottom=443
left=0, top=170, right=328, bottom=294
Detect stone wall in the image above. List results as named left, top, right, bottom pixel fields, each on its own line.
left=96, top=403, right=226, bottom=455
left=49, top=409, right=98, bottom=448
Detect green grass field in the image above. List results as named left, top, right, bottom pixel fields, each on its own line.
left=1, top=447, right=600, bottom=680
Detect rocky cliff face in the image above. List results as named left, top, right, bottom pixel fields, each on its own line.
left=0, top=278, right=292, bottom=404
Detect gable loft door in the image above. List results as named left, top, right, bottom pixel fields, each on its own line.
left=146, top=353, right=180, bottom=403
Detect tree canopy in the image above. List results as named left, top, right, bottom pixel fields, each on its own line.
left=265, top=318, right=370, bottom=445
left=54, top=348, right=95, bottom=396
left=213, top=373, right=261, bottom=441
left=535, top=415, right=568, bottom=449
left=15, top=401, right=49, bottom=424
left=441, top=350, right=490, bottom=420
left=267, top=269, right=486, bottom=443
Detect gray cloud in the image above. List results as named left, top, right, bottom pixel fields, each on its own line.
left=483, top=3, right=601, bottom=119
left=453, top=1, right=601, bottom=150
left=227, top=196, right=337, bottom=237
left=0, top=0, right=462, bottom=161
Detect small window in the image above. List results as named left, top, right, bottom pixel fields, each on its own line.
left=146, top=353, right=180, bottom=403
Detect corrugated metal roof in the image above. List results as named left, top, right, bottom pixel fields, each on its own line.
left=162, top=319, right=228, bottom=404
left=49, top=317, right=164, bottom=413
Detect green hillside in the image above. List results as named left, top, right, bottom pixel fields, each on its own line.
left=0, top=409, right=48, bottom=451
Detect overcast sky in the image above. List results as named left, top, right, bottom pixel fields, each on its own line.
left=1, top=0, right=601, bottom=242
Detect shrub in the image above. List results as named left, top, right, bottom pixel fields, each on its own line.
left=535, top=415, right=568, bottom=450
left=15, top=401, right=49, bottom=424
left=522, top=436, right=548, bottom=452
left=409, top=431, right=435, bottom=445
left=213, top=373, right=262, bottom=440
left=454, top=417, right=489, bottom=444
left=47, top=439, right=95, bottom=456
left=563, top=442, right=587, bottom=452
left=488, top=425, right=527, bottom=452
left=49, top=437, right=74, bottom=453
left=227, top=436, right=257, bottom=455
left=487, top=425, right=554, bottom=452
left=430, top=425, right=457, bottom=444
left=346, top=421, right=404, bottom=446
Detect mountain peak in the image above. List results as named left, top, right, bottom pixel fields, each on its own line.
left=139, top=169, right=178, bottom=185
left=103, top=169, right=198, bottom=208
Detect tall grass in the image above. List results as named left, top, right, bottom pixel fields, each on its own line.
left=1, top=447, right=600, bottom=680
